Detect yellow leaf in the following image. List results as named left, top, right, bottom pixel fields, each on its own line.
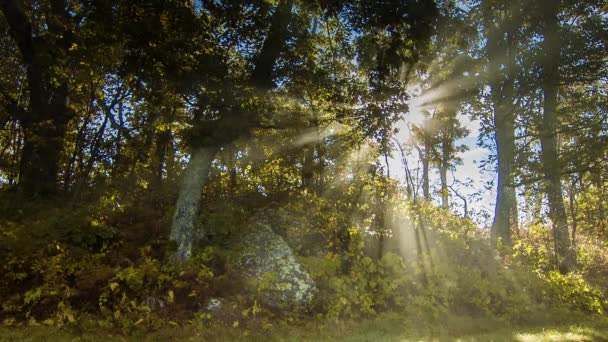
left=168, top=289, right=175, bottom=304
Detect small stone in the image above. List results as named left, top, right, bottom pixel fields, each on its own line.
left=205, top=298, right=222, bottom=312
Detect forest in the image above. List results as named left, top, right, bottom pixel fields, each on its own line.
left=0, top=0, right=607, bottom=340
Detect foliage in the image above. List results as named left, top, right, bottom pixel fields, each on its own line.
left=1, top=187, right=608, bottom=332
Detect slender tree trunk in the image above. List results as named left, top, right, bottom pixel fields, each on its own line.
left=226, top=145, right=238, bottom=194
left=440, top=138, right=449, bottom=209
left=170, top=146, right=218, bottom=261
left=70, top=115, right=108, bottom=203
left=540, top=0, right=575, bottom=273
left=111, top=102, right=125, bottom=179
left=152, top=129, right=171, bottom=190
left=64, top=119, right=88, bottom=193
left=4, top=120, right=22, bottom=185
left=64, top=103, right=94, bottom=193
left=532, top=185, right=541, bottom=222
left=302, top=146, right=314, bottom=190
left=165, top=134, right=176, bottom=182
left=421, top=142, right=430, bottom=200
left=568, top=177, right=578, bottom=251
left=314, top=113, right=325, bottom=195
left=316, top=143, right=325, bottom=194
left=393, top=137, right=414, bottom=200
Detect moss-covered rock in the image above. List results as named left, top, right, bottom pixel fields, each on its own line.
left=234, top=223, right=316, bottom=310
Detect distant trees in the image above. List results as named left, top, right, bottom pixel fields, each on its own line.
left=405, top=0, right=471, bottom=209
left=467, top=0, right=606, bottom=271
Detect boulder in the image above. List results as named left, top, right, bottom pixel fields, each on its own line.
left=233, top=223, right=316, bottom=310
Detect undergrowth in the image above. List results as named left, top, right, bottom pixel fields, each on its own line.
left=1, top=191, right=607, bottom=335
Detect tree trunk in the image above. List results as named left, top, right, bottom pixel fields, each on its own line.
left=488, top=5, right=518, bottom=248
left=70, top=114, right=108, bottom=203
left=19, top=110, right=70, bottom=197
left=2, top=0, right=75, bottom=198
left=394, top=138, right=414, bottom=200
left=440, top=138, right=449, bottom=209
left=540, top=0, right=575, bottom=273
left=152, top=129, right=171, bottom=190
left=64, top=108, right=93, bottom=193
left=170, top=146, right=217, bottom=261
left=568, top=177, right=578, bottom=251
left=226, top=145, right=238, bottom=194
left=492, top=123, right=518, bottom=247
left=422, top=142, right=430, bottom=200
left=314, top=112, right=325, bottom=195
left=302, top=146, right=314, bottom=190
left=111, top=102, right=126, bottom=179
left=316, top=143, right=325, bottom=195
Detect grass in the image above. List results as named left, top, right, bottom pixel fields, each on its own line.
left=1, top=314, right=608, bottom=341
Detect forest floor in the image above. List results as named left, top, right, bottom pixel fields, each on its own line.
left=1, top=314, right=607, bottom=341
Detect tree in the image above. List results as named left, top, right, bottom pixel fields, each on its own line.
left=170, top=0, right=296, bottom=261
left=435, top=107, right=468, bottom=209
left=483, top=0, right=520, bottom=248
left=538, top=0, right=575, bottom=273
left=411, top=112, right=437, bottom=200
left=410, top=0, right=472, bottom=209
left=0, top=0, right=79, bottom=197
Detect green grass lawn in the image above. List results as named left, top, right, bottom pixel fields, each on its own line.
left=1, top=314, right=607, bottom=342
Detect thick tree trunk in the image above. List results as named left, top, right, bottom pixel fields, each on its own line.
left=488, top=5, right=518, bottom=248
left=492, top=123, right=518, bottom=247
left=170, top=146, right=217, bottom=261
left=2, top=0, right=74, bottom=197
left=540, top=0, right=575, bottom=273
left=19, top=112, right=70, bottom=196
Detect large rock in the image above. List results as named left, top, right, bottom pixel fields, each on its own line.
left=234, top=223, right=316, bottom=310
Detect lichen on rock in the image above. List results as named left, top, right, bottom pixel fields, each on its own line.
left=234, top=223, right=316, bottom=310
